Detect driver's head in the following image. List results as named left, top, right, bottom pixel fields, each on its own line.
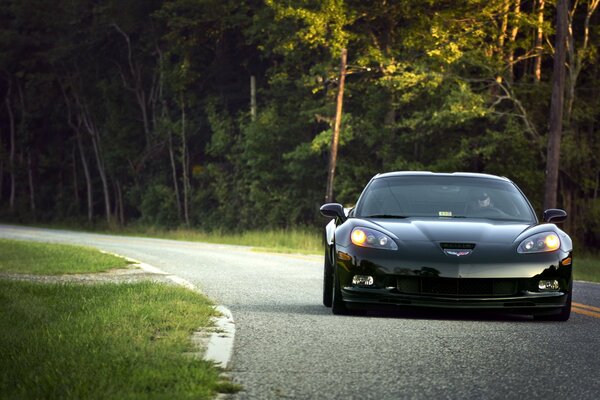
left=477, top=191, right=491, bottom=208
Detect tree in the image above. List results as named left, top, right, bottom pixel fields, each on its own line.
left=325, top=48, right=347, bottom=203
left=544, top=0, right=569, bottom=210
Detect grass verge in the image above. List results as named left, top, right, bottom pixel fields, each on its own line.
left=0, top=238, right=132, bottom=275
left=0, top=240, right=240, bottom=398
left=8, top=221, right=324, bottom=255
left=0, top=281, right=237, bottom=399
left=574, top=256, right=600, bottom=283
left=109, top=226, right=323, bottom=255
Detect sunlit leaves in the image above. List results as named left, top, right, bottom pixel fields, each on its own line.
left=265, top=0, right=354, bottom=55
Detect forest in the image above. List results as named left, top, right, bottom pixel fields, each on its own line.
left=0, top=0, right=599, bottom=248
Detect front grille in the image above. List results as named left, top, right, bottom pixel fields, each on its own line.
left=440, top=243, right=476, bottom=250
left=397, top=277, right=519, bottom=297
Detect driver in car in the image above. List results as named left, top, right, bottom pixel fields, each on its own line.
left=477, top=191, right=493, bottom=209
left=467, top=190, right=500, bottom=215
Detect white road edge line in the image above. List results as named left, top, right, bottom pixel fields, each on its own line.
left=102, top=252, right=235, bottom=369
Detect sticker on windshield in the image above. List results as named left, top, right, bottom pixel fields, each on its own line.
left=439, top=211, right=453, bottom=217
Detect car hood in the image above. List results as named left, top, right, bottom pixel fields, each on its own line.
left=368, top=218, right=532, bottom=245
left=342, top=217, right=564, bottom=278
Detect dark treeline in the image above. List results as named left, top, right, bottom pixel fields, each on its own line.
left=0, top=0, right=599, bottom=247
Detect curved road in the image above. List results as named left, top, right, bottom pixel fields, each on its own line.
left=1, top=224, right=599, bottom=399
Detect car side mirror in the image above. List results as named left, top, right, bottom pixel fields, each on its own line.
left=543, top=209, right=567, bottom=224
left=320, top=203, right=347, bottom=222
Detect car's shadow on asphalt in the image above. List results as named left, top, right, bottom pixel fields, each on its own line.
left=359, top=307, right=535, bottom=322
left=238, top=303, right=536, bottom=322
left=236, top=303, right=333, bottom=316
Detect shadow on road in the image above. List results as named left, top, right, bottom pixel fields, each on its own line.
left=360, top=307, right=535, bottom=322
left=234, top=302, right=537, bottom=322
left=232, top=303, right=332, bottom=316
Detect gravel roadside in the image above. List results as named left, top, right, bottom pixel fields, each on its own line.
left=0, top=266, right=175, bottom=285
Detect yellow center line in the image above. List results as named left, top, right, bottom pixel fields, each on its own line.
left=572, top=302, right=600, bottom=319
left=572, top=306, right=600, bottom=319
left=572, top=302, right=600, bottom=313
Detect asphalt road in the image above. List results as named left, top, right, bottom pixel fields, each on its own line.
left=1, top=224, right=599, bottom=399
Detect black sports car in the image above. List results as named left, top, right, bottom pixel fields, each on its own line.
left=320, top=172, right=573, bottom=321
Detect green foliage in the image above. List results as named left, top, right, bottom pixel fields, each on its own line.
left=140, top=184, right=180, bottom=227
left=574, top=255, right=600, bottom=283
left=584, top=199, right=600, bottom=242
left=265, top=0, right=353, bottom=55
left=1, top=0, right=599, bottom=248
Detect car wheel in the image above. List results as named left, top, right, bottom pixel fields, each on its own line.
left=323, top=247, right=333, bottom=308
left=534, top=292, right=572, bottom=321
left=331, top=265, right=348, bottom=315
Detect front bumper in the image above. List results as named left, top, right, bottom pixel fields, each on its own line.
left=342, top=286, right=569, bottom=311
left=335, top=244, right=573, bottom=312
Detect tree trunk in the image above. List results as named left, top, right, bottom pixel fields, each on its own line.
left=0, top=158, right=3, bottom=201
left=18, top=81, right=31, bottom=214
left=112, top=179, right=125, bottom=226
left=0, top=127, right=4, bottom=201
left=58, top=168, right=64, bottom=211
left=89, top=130, right=111, bottom=224
left=27, top=151, right=35, bottom=216
left=180, top=94, right=190, bottom=227
left=113, top=23, right=152, bottom=148
left=168, top=126, right=182, bottom=221
left=544, top=0, right=569, bottom=210
left=116, top=180, right=125, bottom=226
left=534, top=0, right=545, bottom=82
left=495, top=0, right=510, bottom=85
left=5, top=85, right=16, bottom=211
left=72, top=146, right=80, bottom=211
left=74, top=86, right=111, bottom=224
left=250, top=75, right=257, bottom=121
left=384, top=92, right=396, bottom=127
left=76, top=129, right=94, bottom=223
left=80, top=104, right=110, bottom=223
left=61, top=78, right=93, bottom=222
left=507, top=0, right=521, bottom=82
left=325, top=48, right=347, bottom=203
left=565, top=0, right=599, bottom=123
left=112, top=178, right=119, bottom=224
left=157, top=47, right=182, bottom=222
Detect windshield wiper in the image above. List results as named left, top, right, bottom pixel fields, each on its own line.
left=363, top=214, right=408, bottom=219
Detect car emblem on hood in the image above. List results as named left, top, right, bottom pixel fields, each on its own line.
left=444, top=249, right=472, bottom=257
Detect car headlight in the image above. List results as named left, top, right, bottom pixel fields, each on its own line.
left=517, top=232, right=560, bottom=254
left=351, top=227, right=398, bottom=250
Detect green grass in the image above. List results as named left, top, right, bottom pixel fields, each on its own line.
left=0, top=239, right=132, bottom=275
left=0, top=240, right=239, bottom=398
left=575, top=256, right=600, bottom=283
left=15, top=221, right=324, bottom=255
left=0, top=280, right=237, bottom=399
left=114, top=226, right=323, bottom=255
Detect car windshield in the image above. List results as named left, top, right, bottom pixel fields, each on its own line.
left=355, top=175, right=536, bottom=222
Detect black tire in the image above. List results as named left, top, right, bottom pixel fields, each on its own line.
left=323, top=247, right=333, bottom=308
left=534, top=292, right=572, bottom=321
left=331, top=265, right=348, bottom=315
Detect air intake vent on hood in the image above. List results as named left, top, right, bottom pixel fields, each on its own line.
left=440, top=242, right=476, bottom=250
